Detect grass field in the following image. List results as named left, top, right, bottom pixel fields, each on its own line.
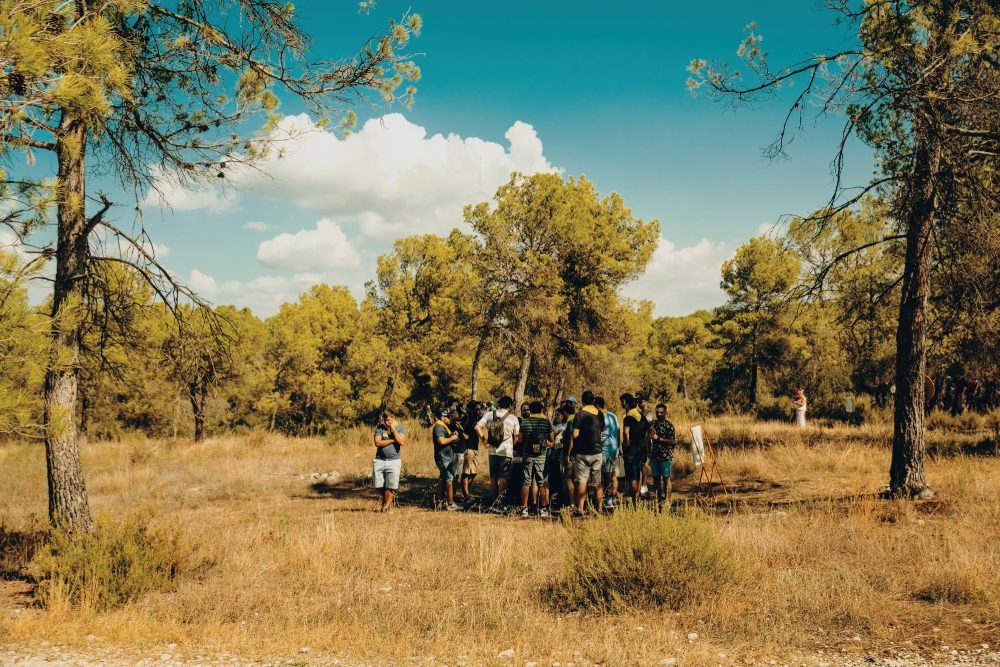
left=1, top=417, right=998, bottom=666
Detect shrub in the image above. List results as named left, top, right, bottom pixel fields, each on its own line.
left=756, top=396, right=795, bottom=423
left=913, top=569, right=988, bottom=605
left=550, top=506, right=740, bottom=612
left=31, top=512, right=193, bottom=610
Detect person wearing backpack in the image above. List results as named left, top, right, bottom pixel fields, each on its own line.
left=475, top=396, right=520, bottom=505
left=517, top=400, right=554, bottom=517
left=567, top=391, right=605, bottom=514
left=459, top=400, right=485, bottom=504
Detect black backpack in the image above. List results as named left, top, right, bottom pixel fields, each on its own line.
left=487, top=410, right=507, bottom=448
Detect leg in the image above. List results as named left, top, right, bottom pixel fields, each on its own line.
left=445, top=479, right=454, bottom=505
left=383, top=488, right=394, bottom=510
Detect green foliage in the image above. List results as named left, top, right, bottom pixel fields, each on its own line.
left=0, top=249, right=47, bottom=437
left=31, top=512, right=193, bottom=610
left=551, top=507, right=741, bottom=612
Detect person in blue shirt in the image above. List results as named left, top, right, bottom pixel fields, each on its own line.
left=433, top=409, right=461, bottom=511
left=595, top=395, right=621, bottom=509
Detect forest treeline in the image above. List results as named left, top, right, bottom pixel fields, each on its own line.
left=2, top=174, right=996, bottom=441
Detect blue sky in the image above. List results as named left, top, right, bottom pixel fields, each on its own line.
left=11, top=1, right=876, bottom=316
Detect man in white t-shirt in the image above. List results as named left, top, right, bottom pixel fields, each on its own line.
left=476, top=395, right=520, bottom=504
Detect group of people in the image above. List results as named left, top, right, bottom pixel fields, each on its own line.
left=372, top=391, right=681, bottom=515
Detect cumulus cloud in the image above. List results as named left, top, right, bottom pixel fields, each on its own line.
left=256, top=218, right=361, bottom=272
left=624, top=236, right=731, bottom=316
left=244, top=221, right=273, bottom=232
left=188, top=268, right=354, bottom=316
left=229, top=113, right=558, bottom=239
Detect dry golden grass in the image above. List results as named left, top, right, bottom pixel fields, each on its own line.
left=1, top=417, right=998, bottom=666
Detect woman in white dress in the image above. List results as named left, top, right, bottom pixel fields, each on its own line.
left=794, top=389, right=807, bottom=428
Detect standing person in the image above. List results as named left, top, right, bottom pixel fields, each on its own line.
left=449, top=406, right=467, bottom=492
left=568, top=391, right=605, bottom=514
left=647, top=403, right=677, bottom=509
left=518, top=401, right=554, bottom=517
left=561, top=399, right=578, bottom=508
left=372, top=410, right=407, bottom=513
left=476, top=396, right=520, bottom=506
left=794, top=389, right=808, bottom=428
left=546, top=409, right=568, bottom=511
left=459, top=400, right=484, bottom=503
left=595, top=396, right=621, bottom=509
left=433, top=409, right=460, bottom=511
left=620, top=393, right=646, bottom=502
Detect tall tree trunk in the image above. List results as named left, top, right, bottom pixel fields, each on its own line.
left=514, top=347, right=532, bottom=409
left=190, top=381, right=206, bottom=443
left=749, top=332, right=759, bottom=407
left=44, top=114, right=93, bottom=531
left=470, top=327, right=490, bottom=400
left=680, top=355, right=689, bottom=400
left=470, top=303, right=499, bottom=400
left=889, top=135, right=939, bottom=499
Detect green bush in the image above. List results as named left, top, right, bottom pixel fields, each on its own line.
left=31, top=512, right=191, bottom=610
left=551, top=506, right=740, bottom=612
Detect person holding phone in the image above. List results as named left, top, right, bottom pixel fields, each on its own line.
left=373, top=410, right=407, bottom=513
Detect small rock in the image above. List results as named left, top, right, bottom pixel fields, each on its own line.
left=718, top=653, right=728, bottom=659
left=688, top=632, right=699, bottom=642
left=380, top=586, right=393, bottom=593
left=497, top=649, right=515, bottom=660
left=299, top=647, right=311, bottom=654
left=526, top=662, right=538, bottom=667
left=660, top=659, right=676, bottom=666
left=851, top=636, right=862, bottom=642
left=636, top=626, right=645, bottom=631
left=167, top=644, right=178, bottom=650
left=915, top=519, right=925, bottom=525
left=963, top=618, right=973, bottom=623
left=981, top=644, right=990, bottom=649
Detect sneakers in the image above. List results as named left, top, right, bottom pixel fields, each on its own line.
left=519, top=507, right=529, bottom=517
left=539, top=507, right=550, bottom=518
left=445, top=503, right=458, bottom=512
left=381, top=505, right=392, bottom=514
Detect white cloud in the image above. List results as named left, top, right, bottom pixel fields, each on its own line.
left=143, top=167, right=235, bottom=213
left=244, top=221, right=273, bottom=232
left=256, top=218, right=361, bottom=272
left=236, top=113, right=558, bottom=239
left=187, top=268, right=356, bottom=316
left=624, top=236, right=731, bottom=316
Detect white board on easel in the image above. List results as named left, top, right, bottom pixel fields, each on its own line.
left=690, top=423, right=706, bottom=467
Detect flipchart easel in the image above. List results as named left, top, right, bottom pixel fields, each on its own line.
left=690, top=423, right=728, bottom=501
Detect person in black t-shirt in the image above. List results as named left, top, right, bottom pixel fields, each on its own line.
left=459, top=400, right=484, bottom=503
left=568, top=391, right=605, bottom=513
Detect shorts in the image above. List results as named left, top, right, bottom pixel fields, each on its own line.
left=449, top=450, right=465, bottom=479
left=650, top=459, right=673, bottom=478
left=463, top=450, right=479, bottom=476
left=435, top=447, right=456, bottom=482
left=624, top=449, right=647, bottom=481
left=573, top=453, right=603, bottom=485
left=489, top=454, right=512, bottom=481
left=372, top=458, right=401, bottom=490
left=601, top=446, right=619, bottom=474
left=521, top=458, right=547, bottom=487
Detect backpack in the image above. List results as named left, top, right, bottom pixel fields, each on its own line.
left=487, top=410, right=507, bottom=448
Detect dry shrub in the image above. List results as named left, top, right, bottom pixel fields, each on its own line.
left=913, top=568, right=988, bottom=604
left=31, top=512, right=197, bottom=611
left=551, top=506, right=740, bottom=612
